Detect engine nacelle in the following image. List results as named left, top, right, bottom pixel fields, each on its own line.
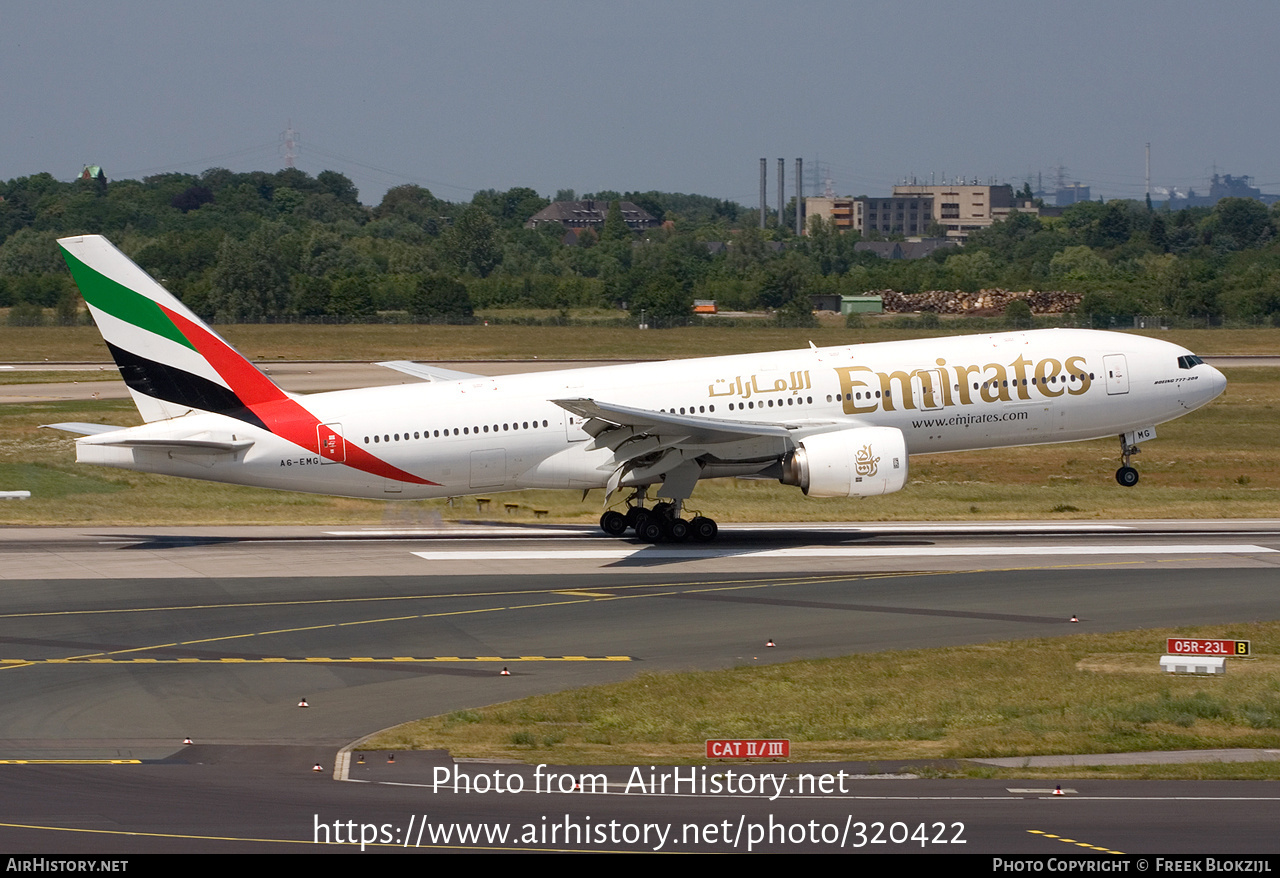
left=780, top=426, right=908, bottom=497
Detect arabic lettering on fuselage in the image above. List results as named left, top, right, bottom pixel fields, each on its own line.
left=832, top=353, right=1092, bottom=414
left=708, top=370, right=811, bottom=400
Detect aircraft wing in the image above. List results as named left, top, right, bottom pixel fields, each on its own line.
left=374, top=361, right=483, bottom=382
left=553, top=398, right=824, bottom=497
left=553, top=398, right=797, bottom=445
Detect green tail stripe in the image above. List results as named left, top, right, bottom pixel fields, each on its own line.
left=61, top=248, right=195, bottom=351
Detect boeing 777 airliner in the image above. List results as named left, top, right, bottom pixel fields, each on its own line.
left=48, top=235, right=1227, bottom=542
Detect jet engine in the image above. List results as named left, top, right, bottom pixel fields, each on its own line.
left=780, top=426, right=908, bottom=497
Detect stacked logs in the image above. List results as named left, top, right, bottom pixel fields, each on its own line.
left=871, top=289, right=1081, bottom=315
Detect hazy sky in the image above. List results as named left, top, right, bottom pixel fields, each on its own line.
left=4, top=1, right=1278, bottom=206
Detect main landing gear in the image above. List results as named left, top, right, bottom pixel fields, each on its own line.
left=1116, top=435, right=1140, bottom=487
left=599, top=493, right=718, bottom=543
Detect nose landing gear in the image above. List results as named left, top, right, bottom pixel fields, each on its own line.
left=1116, top=434, right=1140, bottom=487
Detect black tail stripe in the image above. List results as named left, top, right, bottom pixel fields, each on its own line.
left=105, top=342, right=269, bottom=431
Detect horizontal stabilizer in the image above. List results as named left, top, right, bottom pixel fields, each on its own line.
left=375, top=361, right=483, bottom=382
left=87, top=436, right=255, bottom=453
left=41, top=422, right=121, bottom=436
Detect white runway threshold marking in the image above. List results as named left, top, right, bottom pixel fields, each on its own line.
left=412, top=544, right=1275, bottom=562
left=330, top=523, right=1133, bottom=539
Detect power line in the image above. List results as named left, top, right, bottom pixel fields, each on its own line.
left=302, top=144, right=481, bottom=195
left=114, top=142, right=280, bottom=178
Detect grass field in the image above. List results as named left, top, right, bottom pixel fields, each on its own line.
left=363, top=621, right=1280, bottom=776
left=0, top=370, right=118, bottom=385
left=0, top=366, right=1274, bottom=525
left=2, top=322, right=1277, bottom=363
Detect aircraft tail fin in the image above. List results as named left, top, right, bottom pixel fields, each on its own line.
left=58, top=235, right=290, bottom=427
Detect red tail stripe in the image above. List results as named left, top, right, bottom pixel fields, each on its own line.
left=159, top=306, right=436, bottom=486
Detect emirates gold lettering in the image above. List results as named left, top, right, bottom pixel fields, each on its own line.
left=830, top=354, right=1091, bottom=415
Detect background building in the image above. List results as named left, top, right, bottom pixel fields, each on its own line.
left=525, top=199, right=659, bottom=232
left=805, top=194, right=934, bottom=237
left=808, top=182, right=1041, bottom=241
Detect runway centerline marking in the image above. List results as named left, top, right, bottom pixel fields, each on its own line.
left=16, top=573, right=889, bottom=664
left=0, top=572, right=907, bottom=620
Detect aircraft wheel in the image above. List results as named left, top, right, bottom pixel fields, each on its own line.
left=664, top=517, right=690, bottom=542
left=636, top=517, right=665, bottom=543
left=689, top=516, right=718, bottom=542
left=600, top=510, right=628, bottom=536
left=1116, top=466, right=1139, bottom=487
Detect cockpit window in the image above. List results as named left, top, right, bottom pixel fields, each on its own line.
left=1177, top=355, right=1204, bottom=370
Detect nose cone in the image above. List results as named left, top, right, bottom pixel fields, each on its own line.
left=1206, top=364, right=1227, bottom=401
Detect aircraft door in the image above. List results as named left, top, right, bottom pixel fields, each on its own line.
left=911, top=370, right=946, bottom=411
left=317, top=423, right=345, bottom=464
left=1103, top=354, right=1129, bottom=395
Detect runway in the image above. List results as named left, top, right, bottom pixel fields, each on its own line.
left=1, top=521, right=1278, bottom=853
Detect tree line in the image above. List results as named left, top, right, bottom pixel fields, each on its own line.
left=2, top=167, right=1278, bottom=327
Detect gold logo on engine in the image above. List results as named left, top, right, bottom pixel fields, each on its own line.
left=855, top=444, right=879, bottom=477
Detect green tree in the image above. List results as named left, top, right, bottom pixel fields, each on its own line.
left=327, top=274, right=375, bottom=318
left=0, top=229, right=67, bottom=276
left=495, top=187, right=550, bottom=228
left=373, top=184, right=445, bottom=233
left=757, top=253, right=809, bottom=309
left=1147, top=213, right=1168, bottom=252
left=1050, top=245, right=1111, bottom=289
left=1208, top=198, right=1272, bottom=251
left=1091, top=201, right=1134, bottom=248
left=272, top=187, right=304, bottom=215
left=775, top=291, right=817, bottom=327
left=291, top=274, right=331, bottom=316
left=1004, top=298, right=1032, bottom=327
left=805, top=215, right=862, bottom=275
left=945, top=250, right=999, bottom=292
left=410, top=274, right=474, bottom=324
left=444, top=206, right=501, bottom=277
left=316, top=170, right=359, bottom=204
left=171, top=184, right=214, bottom=213
left=55, top=285, right=82, bottom=325
left=208, top=226, right=292, bottom=320
left=628, top=275, right=691, bottom=326
left=599, top=200, right=631, bottom=243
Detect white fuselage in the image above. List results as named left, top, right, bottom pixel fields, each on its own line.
left=76, top=329, right=1226, bottom=501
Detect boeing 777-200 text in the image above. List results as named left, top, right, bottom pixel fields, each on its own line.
left=48, top=235, right=1227, bottom=542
